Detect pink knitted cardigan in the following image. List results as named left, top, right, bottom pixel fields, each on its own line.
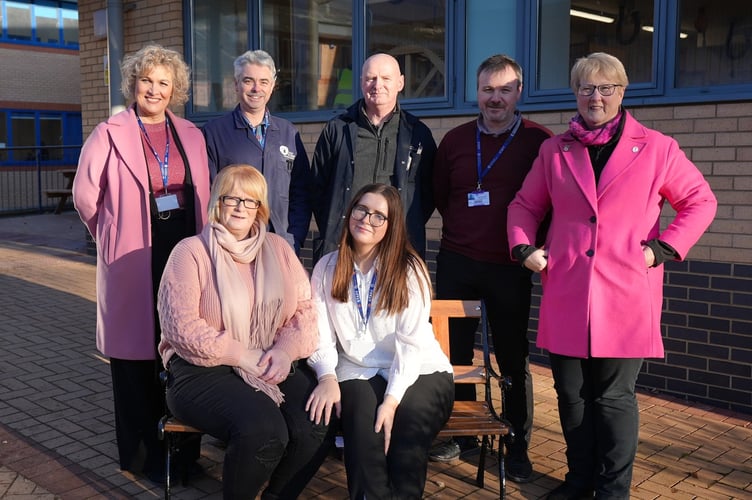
left=157, top=232, right=317, bottom=373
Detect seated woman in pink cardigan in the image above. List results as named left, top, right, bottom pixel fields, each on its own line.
left=157, top=165, right=332, bottom=499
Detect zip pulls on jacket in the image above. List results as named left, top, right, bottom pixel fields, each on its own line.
left=406, top=142, right=423, bottom=172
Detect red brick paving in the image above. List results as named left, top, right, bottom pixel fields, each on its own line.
left=1, top=213, right=750, bottom=499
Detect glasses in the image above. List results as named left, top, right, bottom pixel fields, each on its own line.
left=577, top=84, right=623, bottom=96
left=220, top=195, right=261, bottom=209
left=351, top=205, right=388, bottom=227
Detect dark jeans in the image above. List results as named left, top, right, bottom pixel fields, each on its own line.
left=436, top=249, right=534, bottom=452
left=339, top=372, right=454, bottom=500
left=166, top=357, right=334, bottom=500
left=549, top=354, right=644, bottom=499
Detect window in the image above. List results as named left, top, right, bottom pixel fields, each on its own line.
left=35, top=4, right=59, bottom=44
left=366, top=0, right=446, bottom=101
left=40, top=116, right=63, bottom=161
left=536, top=0, right=655, bottom=94
left=186, top=0, right=752, bottom=121
left=465, top=0, right=517, bottom=101
left=6, top=1, right=32, bottom=41
left=0, top=1, right=78, bottom=48
left=0, top=111, right=81, bottom=165
left=190, top=0, right=247, bottom=113
left=262, top=0, right=352, bottom=112
left=10, top=114, right=36, bottom=162
left=189, top=0, right=449, bottom=116
left=676, top=0, right=752, bottom=88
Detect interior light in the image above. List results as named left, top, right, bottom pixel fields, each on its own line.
left=642, top=25, right=688, bottom=39
left=570, top=8, right=615, bottom=24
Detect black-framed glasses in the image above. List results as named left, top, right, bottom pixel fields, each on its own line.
left=220, top=195, right=261, bottom=209
left=351, top=205, right=388, bottom=227
left=577, top=84, right=623, bottom=96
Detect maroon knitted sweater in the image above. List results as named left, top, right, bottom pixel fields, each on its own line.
left=433, top=118, right=552, bottom=264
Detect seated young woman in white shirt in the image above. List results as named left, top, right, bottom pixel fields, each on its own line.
left=306, top=183, right=453, bottom=500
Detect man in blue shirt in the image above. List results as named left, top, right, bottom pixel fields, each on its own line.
left=203, top=50, right=312, bottom=253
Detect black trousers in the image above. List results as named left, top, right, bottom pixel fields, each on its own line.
left=109, top=209, right=199, bottom=476
left=435, top=249, right=534, bottom=451
left=339, top=372, right=453, bottom=500
left=550, top=354, right=644, bottom=499
left=110, top=358, right=166, bottom=474
left=166, top=357, right=334, bottom=500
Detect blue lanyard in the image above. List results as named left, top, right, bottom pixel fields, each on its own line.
left=352, top=270, right=377, bottom=331
left=137, top=116, right=170, bottom=192
left=475, top=115, right=521, bottom=190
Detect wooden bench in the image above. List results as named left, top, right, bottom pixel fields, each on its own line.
left=158, top=299, right=512, bottom=499
left=45, top=188, right=73, bottom=214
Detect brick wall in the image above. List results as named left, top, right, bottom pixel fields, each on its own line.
left=0, top=45, right=80, bottom=108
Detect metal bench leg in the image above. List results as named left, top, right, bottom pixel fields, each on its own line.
left=498, top=437, right=506, bottom=500
left=165, top=431, right=173, bottom=500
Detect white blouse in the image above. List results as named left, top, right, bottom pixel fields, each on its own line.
left=307, top=252, right=453, bottom=403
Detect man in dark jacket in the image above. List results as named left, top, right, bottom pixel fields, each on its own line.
left=311, top=53, right=436, bottom=264
left=203, top=50, right=312, bottom=254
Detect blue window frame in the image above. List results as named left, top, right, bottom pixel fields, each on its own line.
left=524, top=1, right=752, bottom=110
left=0, top=0, right=79, bottom=49
left=0, top=110, right=82, bottom=165
left=184, top=0, right=752, bottom=123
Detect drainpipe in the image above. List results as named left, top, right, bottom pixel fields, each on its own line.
left=107, top=0, right=125, bottom=116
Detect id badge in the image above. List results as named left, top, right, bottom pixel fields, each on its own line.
left=467, top=190, right=490, bottom=207
left=156, top=193, right=180, bottom=212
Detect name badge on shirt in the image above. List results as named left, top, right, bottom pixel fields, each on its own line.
left=467, top=190, right=490, bottom=207
left=156, top=193, right=180, bottom=212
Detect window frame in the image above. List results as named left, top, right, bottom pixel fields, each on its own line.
left=0, top=0, right=79, bottom=49
left=183, top=0, right=752, bottom=124
left=0, top=110, right=82, bottom=166
left=521, top=0, right=752, bottom=111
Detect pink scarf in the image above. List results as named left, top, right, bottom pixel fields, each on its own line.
left=569, top=110, right=623, bottom=146
left=202, top=221, right=286, bottom=404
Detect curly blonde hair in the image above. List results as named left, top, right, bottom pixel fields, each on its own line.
left=121, top=44, right=191, bottom=106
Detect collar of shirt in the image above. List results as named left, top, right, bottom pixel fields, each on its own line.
left=359, top=101, right=399, bottom=133
left=477, top=109, right=521, bottom=137
left=242, top=109, right=270, bottom=141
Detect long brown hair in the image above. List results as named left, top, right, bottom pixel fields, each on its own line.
left=330, top=183, right=431, bottom=315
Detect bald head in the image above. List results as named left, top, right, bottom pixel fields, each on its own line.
left=361, top=53, right=405, bottom=115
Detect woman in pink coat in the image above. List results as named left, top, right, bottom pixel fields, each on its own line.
left=73, top=44, right=210, bottom=483
left=507, top=53, right=716, bottom=500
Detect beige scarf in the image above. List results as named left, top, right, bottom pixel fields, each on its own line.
left=202, top=221, right=286, bottom=404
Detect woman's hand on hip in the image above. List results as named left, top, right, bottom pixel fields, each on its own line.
left=642, top=245, right=656, bottom=268
left=306, top=376, right=341, bottom=425
left=375, top=395, right=399, bottom=455
left=258, top=347, right=293, bottom=385
left=523, top=248, right=548, bottom=272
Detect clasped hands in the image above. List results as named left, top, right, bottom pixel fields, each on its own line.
left=238, top=347, right=291, bottom=385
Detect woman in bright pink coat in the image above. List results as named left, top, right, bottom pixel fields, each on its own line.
left=73, top=45, right=210, bottom=483
left=507, top=52, right=716, bottom=500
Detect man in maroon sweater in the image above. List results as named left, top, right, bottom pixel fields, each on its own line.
left=430, top=54, right=552, bottom=482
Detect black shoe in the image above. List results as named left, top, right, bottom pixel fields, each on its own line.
left=429, top=439, right=460, bottom=462
left=546, top=482, right=595, bottom=500
left=505, top=449, right=533, bottom=483
left=142, top=467, right=166, bottom=486
left=456, top=436, right=481, bottom=456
